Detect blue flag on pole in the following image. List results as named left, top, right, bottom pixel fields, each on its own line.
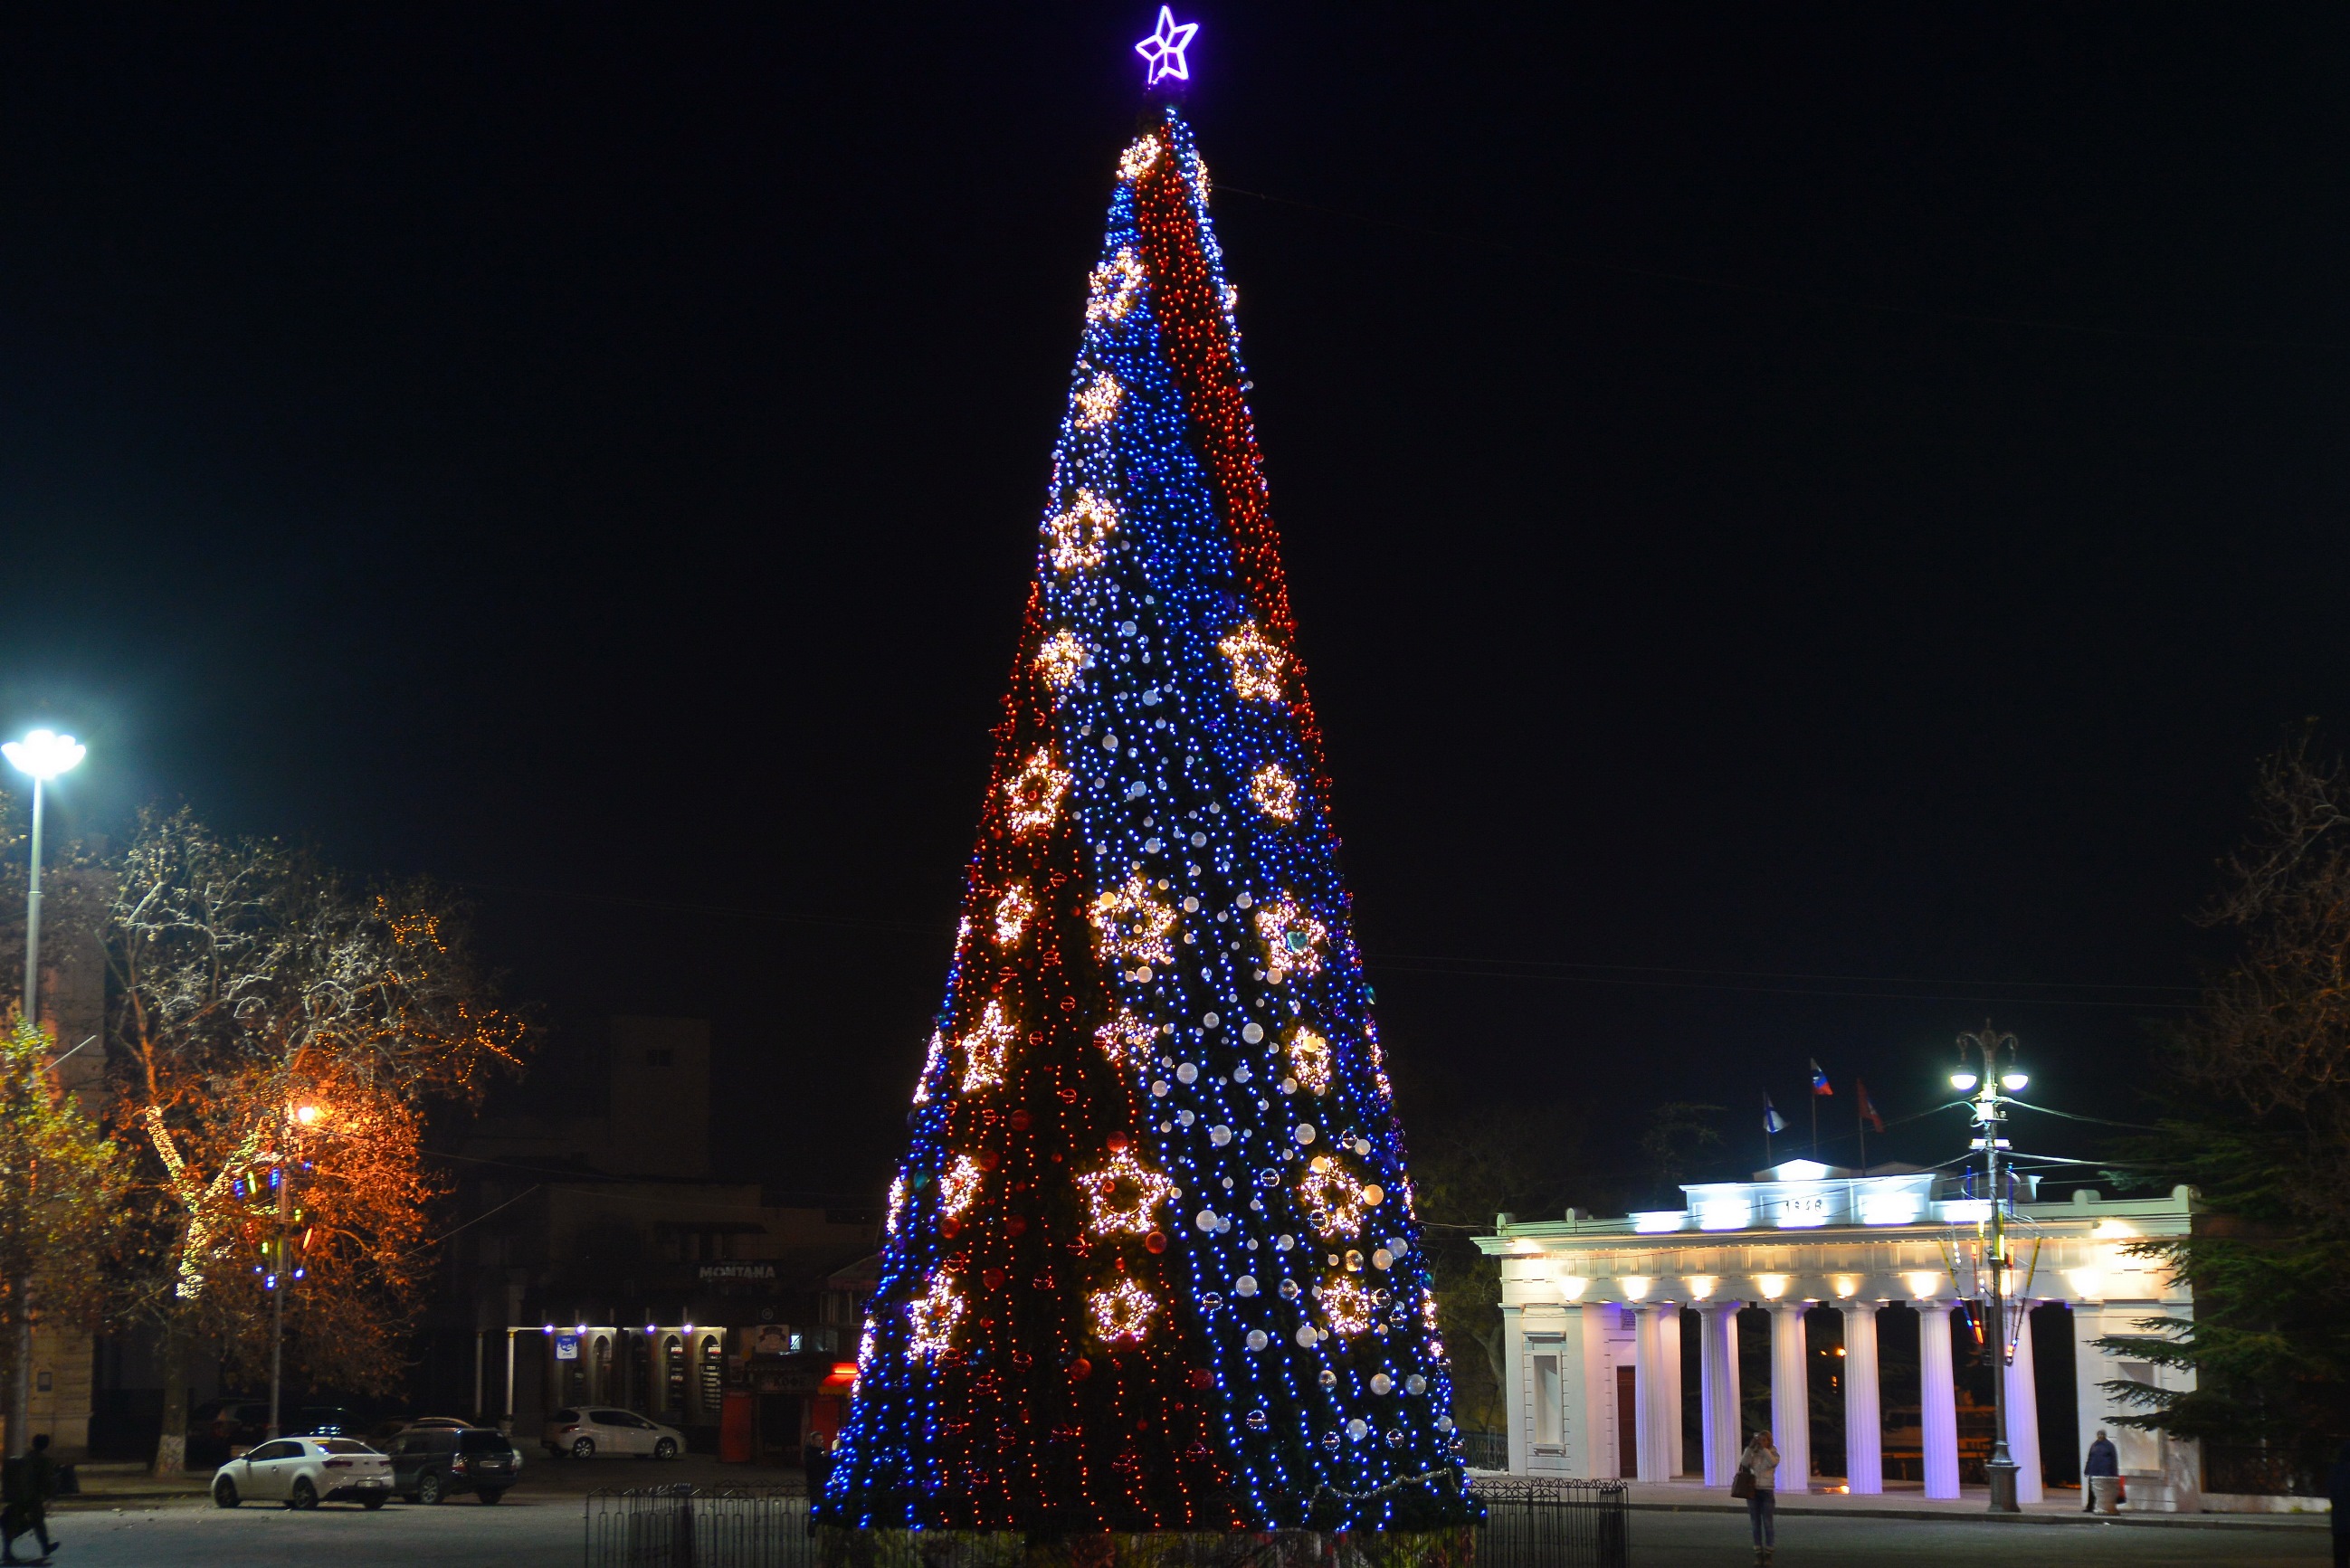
left=1764, top=1095, right=1789, bottom=1136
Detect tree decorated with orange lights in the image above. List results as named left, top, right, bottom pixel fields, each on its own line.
left=823, top=105, right=1470, bottom=1538
left=103, top=810, right=523, bottom=1473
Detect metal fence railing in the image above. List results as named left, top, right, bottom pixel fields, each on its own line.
left=1458, top=1430, right=1509, bottom=1471
left=1469, top=1477, right=1628, bottom=1568
left=586, top=1478, right=1627, bottom=1568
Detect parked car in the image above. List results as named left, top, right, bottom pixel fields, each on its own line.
left=188, top=1398, right=272, bottom=1466
left=386, top=1425, right=522, bottom=1505
left=211, top=1436, right=393, bottom=1510
left=289, top=1405, right=359, bottom=1438
left=542, top=1407, right=684, bottom=1460
left=368, top=1415, right=477, bottom=1446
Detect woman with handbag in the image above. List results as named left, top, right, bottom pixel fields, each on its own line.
left=1732, top=1428, right=1779, bottom=1565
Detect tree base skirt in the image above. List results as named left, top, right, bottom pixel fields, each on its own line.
left=817, top=1526, right=1477, bottom=1568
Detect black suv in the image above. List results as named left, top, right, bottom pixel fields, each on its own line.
left=386, top=1425, right=521, bottom=1505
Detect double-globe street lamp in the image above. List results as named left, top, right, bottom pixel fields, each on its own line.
left=0, top=728, right=85, bottom=1461
left=1951, top=1023, right=2031, bottom=1514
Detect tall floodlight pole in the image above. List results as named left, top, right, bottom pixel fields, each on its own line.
left=4, top=730, right=86, bottom=1031
left=2, top=728, right=85, bottom=1459
left=1951, top=1023, right=2028, bottom=1513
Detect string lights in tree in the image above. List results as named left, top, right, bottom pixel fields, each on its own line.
left=825, top=91, right=1470, bottom=1540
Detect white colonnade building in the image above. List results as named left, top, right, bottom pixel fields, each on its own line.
left=1474, top=1162, right=2203, bottom=1509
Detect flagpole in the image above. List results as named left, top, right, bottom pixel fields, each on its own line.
left=1858, top=1091, right=1867, bottom=1174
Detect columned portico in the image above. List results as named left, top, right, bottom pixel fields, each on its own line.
left=1917, top=1297, right=1961, bottom=1499
left=1698, top=1302, right=1740, bottom=1486
left=2003, top=1303, right=2043, bottom=1505
left=1477, top=1166, right=2199, bottom=1506
left=1841, top=1300, right=1882, bottom=1495
left=1769, top=1301, right=1810, bottom=1491
left=1633, top=1305, right=1674, bottom=1483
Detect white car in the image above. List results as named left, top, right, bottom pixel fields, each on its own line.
left=542, top=1406, right=685, bottom=1460
left=212, top=1435, right=394, bottom=1509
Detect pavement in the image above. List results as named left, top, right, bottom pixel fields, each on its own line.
left=1616, top=1477, right=2332, bottom=1532
left=20, top=1462, right=2331, bottom=1568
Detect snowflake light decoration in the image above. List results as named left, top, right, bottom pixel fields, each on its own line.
left=1090, top=873, right=1177, bottom=969
left=1085, top=248, right=1146, bottom=327
left=1004, top=749, right=1072, bottom=836
left=1253, top=896, right=1326, bottom=983
left=1286, top=1027, right=1333, bottom=1094
left=1095, top=1010, right=1156, bottom=1065
left=1047, top=489, right=1119, bottom=574
left=1249, top=763, right=1298, bottom=822
left=1077, top=1146, right=1176, bottom=1235
left=1298, top=1153, right=1384, bottom=1238
left=907, top=1273, right=966, bottom=1361
left=1218, top=621, right=1287, bottom=702
left=1090, top=1278, right=1157, bottom=1345
left=1074, top=372, right=1123, bottom=428
left=1118, top=135, right=1161, bottom=182
left=994, top=882, right=1035, bottom=946
left=1320, top=1276, right=1375, bottom=1338
left=1035, top=631, right=1089, bottom=693
left=886, top=1174, right=908, bottom=1234
left=957, top=1000, right=1016, bottom=1094
left=940, top=1154, right=985, bottom=1217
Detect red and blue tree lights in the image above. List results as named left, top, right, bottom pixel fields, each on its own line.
left=824, top=106, right=1470, bottom=1537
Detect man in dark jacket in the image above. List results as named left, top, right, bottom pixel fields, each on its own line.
left=2326, top=1439, right=2349, bottom=1568
left=2, top=1434, right=59, bottom=1564
left=2082, top=1430, right=2120, bottom=1514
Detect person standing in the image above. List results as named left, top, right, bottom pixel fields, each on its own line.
left=2082, top=1429, right=2120, bottom=1514
left=1, top=1433, right=58, bottom=1564
left=1735, top=1428, right=1779, bottom=1566
left=2326, top=1439, right=2350, bottom=1568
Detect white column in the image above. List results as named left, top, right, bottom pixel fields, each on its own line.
left=1698, top=1303, right=1741, bottom=1485
left=1841, top=1302, right=1882, bottom=1495
left=1501, top=1304, right=1528, bottom=1475
left=1917, top=1300, right=1960, bottom=1499
left=1769, top=1301, right=1811, bottom=1493
left=1576, top=1302, right=1617, bottom=1480
left=1659, top=1306, right=1685, bottom=1478
left=2003, top=1302, right=2044, bottom=1505
left=1633, top=1305, right=1672, bottom=1484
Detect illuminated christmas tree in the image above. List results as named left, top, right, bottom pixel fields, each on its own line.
left=824, top=99, right=1470, bottom=1539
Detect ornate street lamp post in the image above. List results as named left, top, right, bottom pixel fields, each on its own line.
left=1952, top=1023, right=2029, bottom=1513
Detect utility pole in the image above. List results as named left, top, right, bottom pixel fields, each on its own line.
left=267, top=1142, right=290, bottom=1440
left=1952, top=1022, right=2028, bottom=1514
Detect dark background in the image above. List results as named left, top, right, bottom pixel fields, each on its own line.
left=0, top=5, right=2342, bottom=1201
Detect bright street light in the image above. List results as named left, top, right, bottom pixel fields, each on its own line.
left=1949, top=1071, right=1979, bottom=1091
left=2001, top=1071, right=2030, bottom=1090
left=292, top=1104, right=326, bottom=1127
left=2, top=729, right=84, bottom=783
left=3, top=727, right=83, bottom=1464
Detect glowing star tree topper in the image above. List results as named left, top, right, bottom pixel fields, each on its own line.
left=1134, top=7, right=1198, bottom=89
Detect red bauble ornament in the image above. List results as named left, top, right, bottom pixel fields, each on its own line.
left=977, top=1149, right=1002, bottom=1171
left=1008, top=1109, right=1032, bottom=1132
left=1006, top=1214, right=1029, bottom=1237
left=1070, top=1357, right=1093, bottom=1382
left=983, top=1268, right=1007, bottom=1290
left=940, top=1215, right=963, bottom=1239
left=1107, top=1132, right=1129, bottom=1153
left=1145, top=1231, right=1167, bottom=1253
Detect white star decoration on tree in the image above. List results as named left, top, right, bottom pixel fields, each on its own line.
left=1134, top=7, right=1198, bottom=89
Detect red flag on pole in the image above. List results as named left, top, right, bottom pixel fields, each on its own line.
left=1858, top=1079, right=1886, bottom=1133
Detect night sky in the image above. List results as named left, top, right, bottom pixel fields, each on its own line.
left=3, top=6, right=2345, bottom=1200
